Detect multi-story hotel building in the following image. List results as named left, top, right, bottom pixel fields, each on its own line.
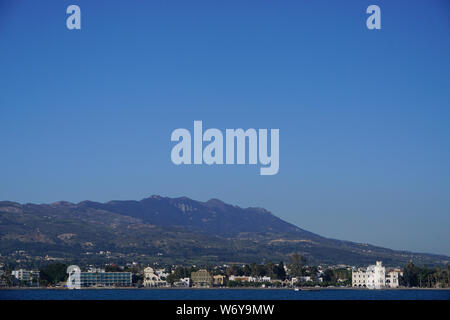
left=79, top=270, right=132, bottom=287
left=12, top=269, right=40, bottom=284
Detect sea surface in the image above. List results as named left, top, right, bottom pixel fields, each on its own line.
left=0, top=289, right=449, bottom=300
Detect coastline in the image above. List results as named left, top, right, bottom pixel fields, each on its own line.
left=1, top=286, right=449, bottom=291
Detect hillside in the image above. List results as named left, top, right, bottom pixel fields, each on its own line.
left=0, top=196, right=448, bottom=267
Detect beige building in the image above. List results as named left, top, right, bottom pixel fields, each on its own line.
left=191, top=269, right=213, bottom=287
left=213, top=275, right=225, bottom=286
left=143, top=267, right=167, bottom=287
left=386, top=269, right=402, bottom=288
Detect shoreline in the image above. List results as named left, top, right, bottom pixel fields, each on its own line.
left=1, top=287, right=449, bottom=291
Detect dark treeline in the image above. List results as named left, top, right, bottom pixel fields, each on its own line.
left=400, top=261, right=450, bottom=288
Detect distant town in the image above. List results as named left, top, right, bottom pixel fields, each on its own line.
left=1, top=252, right=448, bottom=289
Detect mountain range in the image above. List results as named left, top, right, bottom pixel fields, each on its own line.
left=0, top=196, right=448, bottom=267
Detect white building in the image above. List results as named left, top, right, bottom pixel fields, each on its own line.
left=155, top=268, right=169, bottom=279
left=366, top=261, right=385, bottom=289
left=229, top=275, right=271, bottom=283
left=180, top=277, right=191, bottom=287
left=352, top=268, right=367, bottom=287
left=352, top=261, right=401, bottom=289
left=12, top=269, right=40, bottom=283
left=143, top=267, right=167, bottom=287
left=172, top=277, right=191, bottom=287
left=352, top=261, right=385, bottom=289
left=300, top=276, right=312, bottom=282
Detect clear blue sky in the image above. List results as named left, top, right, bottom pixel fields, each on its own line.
left=1, top=0, right=449, bottom=256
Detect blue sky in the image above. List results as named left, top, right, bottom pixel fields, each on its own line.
left=1, top=0, right=449, bottom=256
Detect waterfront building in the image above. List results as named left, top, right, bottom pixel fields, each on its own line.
left=155, top=268, right=169, bottom=279
left=213, top=275, right=225, bottom=286
left=143, top=267, right=167, bottom=287
left=11, top=269, right=40, bottom=284
left=181, top=277, right=191, bottom=287
left=191, top=269, right=213, bottom=287
left=386, top=269, right=403, bottom=288
left=366, top=261, right=385, bottom=289
left=229, top=275, right=250, bottom=282
left=174, top=277, right=191, bottom=287
left=352, top=261, right=393, bottom=289
left=352, top=269, right=367, bottom=287
left=300, top=276, right=312, bottom=282
left=229, top=275, right=271, bottom=283
left=79, top=270, right=131, bottom=287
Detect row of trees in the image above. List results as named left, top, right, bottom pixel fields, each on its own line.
left=401, top=262, right=450, bottom=288
left=225, top=262, right=287, bottom=280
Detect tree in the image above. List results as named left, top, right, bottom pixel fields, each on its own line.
left=289, top=253, right=306, bottom=277
left=250, top=263, right=266, bottom=277
left=275, top=262, right=286, bottom=280
left=322, top=269, right=335, bottom=284
left=226, top=265, right=243, bottom=277
left=40, top=263, right=68, bottom=285
left=242, top=264, right=251, bottom=276
left=444, top=265, right=450, bottom=287
left=132, top=273, right=143, bottom=285
left=166, top=266, right=190, bottom=285
left=401, top=261, right=420, bottom=287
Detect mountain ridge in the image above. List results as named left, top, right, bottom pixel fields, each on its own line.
left=0, top=196, right=448, bottom=267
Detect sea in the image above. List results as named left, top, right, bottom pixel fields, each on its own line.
left=0, top=289, right=449, bottom=300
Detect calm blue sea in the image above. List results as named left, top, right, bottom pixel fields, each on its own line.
left=0, top=289, right=449, bottom=300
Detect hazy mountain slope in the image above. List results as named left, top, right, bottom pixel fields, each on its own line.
left=0, top=197, right=448, bottom=267
left=78, top=196, right=319, bottom=239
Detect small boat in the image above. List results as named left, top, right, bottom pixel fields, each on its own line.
left=294, top=288, right=300, bottom=291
